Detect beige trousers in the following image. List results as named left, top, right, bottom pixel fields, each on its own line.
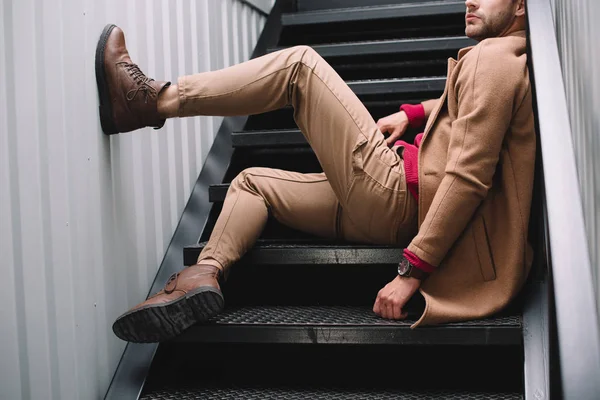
left=176, top=45, right=418, bottom=271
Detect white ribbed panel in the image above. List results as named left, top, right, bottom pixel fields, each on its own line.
left=548, top=0, right=600, bottom=312
left=0, top=1, right=271, bottom=399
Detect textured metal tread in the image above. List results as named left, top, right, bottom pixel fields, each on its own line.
left=140, top=384, right=522, bottom=399
left=184, top=239, right=402, bottom=266
left=173, top=305, right=522, bottom=345
left=211, top=305, right=520, bottom=326
left=269, top=36, right=475, bottom=57
left=282, top=1, right=465, bottom=26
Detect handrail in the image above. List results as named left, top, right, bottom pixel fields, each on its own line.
left=526, top=1, right=600, bottom=399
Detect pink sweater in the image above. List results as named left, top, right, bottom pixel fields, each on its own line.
left=395, top=103, right=435, bottom=274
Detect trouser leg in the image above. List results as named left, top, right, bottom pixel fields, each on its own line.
left=176, top=46, right=400, bottom=205
left=197, top=169, right=341, bottom=270
left=182, top=45, right=417, bottom=268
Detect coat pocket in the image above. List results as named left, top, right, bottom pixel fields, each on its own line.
left=472, top=215, right=497, bottom=281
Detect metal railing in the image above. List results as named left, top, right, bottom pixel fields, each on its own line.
left=526, top=0, right=600, bottom=398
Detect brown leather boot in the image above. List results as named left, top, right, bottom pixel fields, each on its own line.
left=95, top=24, right=171, bottom=135
left=112, top=264, right=224, bottom=343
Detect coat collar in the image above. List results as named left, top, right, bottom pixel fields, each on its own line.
left=455, top=29, right=527, bottom=61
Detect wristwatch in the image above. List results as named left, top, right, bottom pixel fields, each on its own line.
left=397, top=254, right=429, bottom=280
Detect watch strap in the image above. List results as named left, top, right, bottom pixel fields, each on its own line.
left=406, top=265, right=429, bottom=280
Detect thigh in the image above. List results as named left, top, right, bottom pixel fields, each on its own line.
left=238, top=167, right=341, bottom=239
left=340, top=156, right=418, bottom=247
left=291, top=47, right=403, bottom=205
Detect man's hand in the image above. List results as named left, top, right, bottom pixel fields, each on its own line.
left=376, top=111, right=409, bottom=147
left=373, top=275, right=421, bottom=319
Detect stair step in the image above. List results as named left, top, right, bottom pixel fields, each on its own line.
left=232, top=129, right=307, bottom=148
left=140, top=384, right=522, bottom=400
left=282, top=1, right=464, bottom=26
left=142, top=341, right=524, bottom=398
left=185, top=240, right=401, bottom=266
left=297, top=0, right=461, bottom=12
left=269, top=36, right=474, bottom=58
left=172, top=305, right=521, bottom=345
left=243, top=98, right=431, bottom=131
left=208, top=184, right=228, bottom=202
left=239, top=77, right=444, bottom=131
left=231, top=128, right=418, bottom=149
left=349, top=77, right=446, bottom=95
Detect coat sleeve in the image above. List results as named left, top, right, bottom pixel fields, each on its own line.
left=407, top=41, right=525, bottom=267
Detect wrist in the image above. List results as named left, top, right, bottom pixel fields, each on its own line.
left=403, top=248, right=435, bottom=273
left=399, top=103, right=426, bottom=129
left=398, top=275, right=422, bottom=289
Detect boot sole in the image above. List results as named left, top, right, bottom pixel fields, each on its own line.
left=112, top=286, right=225, bottom=343
left=95, top=24, right=119, bottom=135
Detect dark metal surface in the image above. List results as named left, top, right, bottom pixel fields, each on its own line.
left=137, top=0, right=536, bottom=397
left=103, top=2, right=286, bottom=399
left=232, top=129, right=307, bottom=148
left=527, top=1, right=600, bottom=399
left=185, top=240, right=403, bottom=266
left=269, top=36, right=475, bottom=57
left=208, top=183, right=229, bottom=202
left=297, top=0, right=460, bottom=12
left=172, top=305, right=521, bottom=346
left=140, top=385, right=522, bottom=400
left=282, top=1, right=465, bottom=26
left=348, top=77, right=446, bottom=95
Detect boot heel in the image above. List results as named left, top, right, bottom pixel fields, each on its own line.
left=189, top=288, right=225, bottom=322
left=99, top=105, right=118, bottom=135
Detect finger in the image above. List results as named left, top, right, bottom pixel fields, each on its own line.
left=373, top=296, right=381, bottom=315
left=392, top=300, right=402, bottom=320
left=379, top=296, right=388, bottom=318
left=399, top=310, right=409, bottom=320
left=385, top=136, right=399, bottom=147
left=385, top=302, right=395, bottom=320
left=385, top=129, right=402, bottom=146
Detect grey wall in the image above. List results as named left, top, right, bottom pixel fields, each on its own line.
left=547, top=0, right=600, bottom=312
left=0, top=0, right=272, bottom=399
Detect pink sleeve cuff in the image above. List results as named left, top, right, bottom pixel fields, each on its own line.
left=400, top=103, right=426, bottom=129
left=403, top=248, right=436, bottom=273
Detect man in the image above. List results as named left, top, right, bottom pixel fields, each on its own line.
left=101, top=0, right=535, bottom=343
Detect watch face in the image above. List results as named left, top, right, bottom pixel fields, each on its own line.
left=398, top=259, right=411, bottom=275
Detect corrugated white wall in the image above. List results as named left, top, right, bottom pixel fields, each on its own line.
left=0, top=1, right=272, bottom=399
left=547, top=0, right=600, bottom=312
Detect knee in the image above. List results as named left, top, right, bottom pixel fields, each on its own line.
left=289, top=45, right=321, bottom=65
left=231, top=167, right=265, bottom=189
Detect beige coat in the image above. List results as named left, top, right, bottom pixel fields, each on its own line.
left=408, top=30, right=536, bottom=328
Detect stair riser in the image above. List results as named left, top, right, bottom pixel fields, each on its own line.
left=143, top=343, right=523, bottom=397
left=297, top=0, right=462, bottom=12
left=281, top=16, right=465, bottom=46
left=244, top=95, right=440, bottom=130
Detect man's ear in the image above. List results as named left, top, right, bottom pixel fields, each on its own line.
left=515, top=0, right=526, bottom=17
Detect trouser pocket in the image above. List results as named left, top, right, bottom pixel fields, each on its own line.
left=345, top=137, right=409, bottom=245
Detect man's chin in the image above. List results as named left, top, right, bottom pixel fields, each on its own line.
left=465, top=27, right=483, bottom=41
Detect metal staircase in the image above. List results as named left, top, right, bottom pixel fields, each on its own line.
left=104, top=0, right=586, bottom=398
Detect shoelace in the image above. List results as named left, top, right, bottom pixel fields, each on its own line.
left=123, top=63, right=156, bottom=103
